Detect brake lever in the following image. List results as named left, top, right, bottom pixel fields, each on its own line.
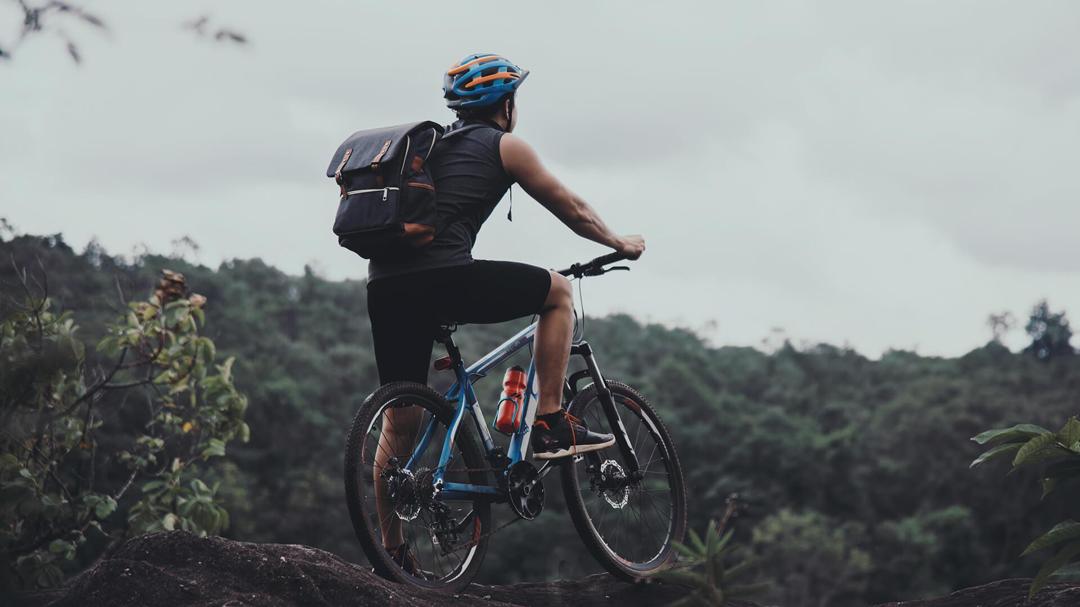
left=584, top=265, right=630, bottom=277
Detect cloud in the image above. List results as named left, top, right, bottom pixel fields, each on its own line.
left=4, top=0, right=1080, bottom=356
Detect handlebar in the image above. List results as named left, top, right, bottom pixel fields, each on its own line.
left=556, top=251, right=632, bottom=278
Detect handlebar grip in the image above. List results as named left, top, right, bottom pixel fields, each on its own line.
left=590, top=251, right=629, bottom=267
left=556, top=250, right=632, bottom=277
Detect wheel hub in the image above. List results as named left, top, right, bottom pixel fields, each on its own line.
left=596, top=459, right=629, bottom=509
left=384, top=465, right=434, bottom=522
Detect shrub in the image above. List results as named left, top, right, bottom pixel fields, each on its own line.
left=971, top=418, right=1080, bottom=597
left=0, top=268, right=248, bottom=589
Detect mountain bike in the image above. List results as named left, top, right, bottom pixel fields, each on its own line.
left=344, top=252, right=687, bottom=592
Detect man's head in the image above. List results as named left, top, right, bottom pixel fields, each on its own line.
left=443, top=54, right=528, bottom=131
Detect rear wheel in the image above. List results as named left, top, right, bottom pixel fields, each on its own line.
left=344, top=381, right=491, bottom=592
left=561, top=380, right=688, bottom=581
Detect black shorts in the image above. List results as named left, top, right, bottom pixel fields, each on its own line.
left=366, top=260, right=552, bottom=384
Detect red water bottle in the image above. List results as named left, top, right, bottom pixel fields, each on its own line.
left=494, top=366, right=528, bottom=434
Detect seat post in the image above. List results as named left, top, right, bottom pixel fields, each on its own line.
left=434, top=324, right=463, bottom=364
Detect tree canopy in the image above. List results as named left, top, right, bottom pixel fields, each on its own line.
left=1, top=232, right=1077, bottom=605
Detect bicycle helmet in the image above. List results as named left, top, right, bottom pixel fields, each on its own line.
left=443, top=54, right=529, bottom=109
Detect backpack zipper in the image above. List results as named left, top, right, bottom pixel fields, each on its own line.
left=399, top=135, right=411, bottom=176
left=343, top=186, right=399, bottom=201
left=425, top=127, right=438, bottom=161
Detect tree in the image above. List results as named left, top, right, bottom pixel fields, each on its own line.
left=0, top=265, right=248, bottom=589
left=986, top=311, right=1015, bottom=344
left=1024, top=300, right=1073, bottom=361
left=1, top=2, right=246, bottom=64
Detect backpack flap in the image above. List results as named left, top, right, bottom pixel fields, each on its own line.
left=326, top=121, right=444, bottom=180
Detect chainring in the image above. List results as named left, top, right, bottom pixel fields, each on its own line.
left=506, top=461, right=545, bottom=520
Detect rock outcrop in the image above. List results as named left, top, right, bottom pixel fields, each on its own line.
left=16, top=531, right=711, bottom=607
left=874, top=578, right=1080, bottom=607
left=9, top=532, right=1080, bottom=607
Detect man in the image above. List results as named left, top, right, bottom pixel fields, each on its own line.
left=368, top=53, right=645, bottom=560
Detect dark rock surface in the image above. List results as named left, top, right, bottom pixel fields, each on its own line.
left=10, top=532, right=1080, bottom=606
left=17, top=531, right=711, bottom=607
left=874, top=578, right=1080, bottom=607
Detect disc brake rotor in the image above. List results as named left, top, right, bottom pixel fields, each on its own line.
left=598, top=459, right=629, bottom=509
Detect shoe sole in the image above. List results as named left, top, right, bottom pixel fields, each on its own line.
left=533, top=436, right=616, bottom=460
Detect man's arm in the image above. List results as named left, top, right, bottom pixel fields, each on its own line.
left=500, top=133, right=645, bottom=259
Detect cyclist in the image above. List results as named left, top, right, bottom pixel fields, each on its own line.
left=368, top=53, right=645, bottom=564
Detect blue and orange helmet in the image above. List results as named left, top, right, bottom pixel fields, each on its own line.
left=443, top=54, right=529, bottom=109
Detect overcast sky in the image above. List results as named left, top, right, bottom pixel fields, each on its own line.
left=3, top=1, right=1080, bottom=356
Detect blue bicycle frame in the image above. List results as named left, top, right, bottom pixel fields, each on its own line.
left=402, top=321, right=540, bottom=501
left=401, top=316, right=643, bottom=504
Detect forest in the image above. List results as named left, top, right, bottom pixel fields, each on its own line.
left=2, top=230, right=1078, bottom=607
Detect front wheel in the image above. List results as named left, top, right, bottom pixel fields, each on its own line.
left=561, top=380, right=688, bottom=581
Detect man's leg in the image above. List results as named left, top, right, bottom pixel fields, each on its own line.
left=529, top=270, right=615, bottom=458
left=374, top=405, right=424, bottom=549
left=534, top=271, right=574, bottom=415
left=438, top=260, right=609, bottom=458
left=366, top=277, right=434, bottom=551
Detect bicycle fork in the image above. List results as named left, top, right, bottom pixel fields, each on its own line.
left=569, top=341, right=642, bottom=476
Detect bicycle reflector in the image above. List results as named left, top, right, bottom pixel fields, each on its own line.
left=433, top=356, right=454, bottom=371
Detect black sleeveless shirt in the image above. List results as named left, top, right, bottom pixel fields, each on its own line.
left=367, top=120, right=512, bottom=282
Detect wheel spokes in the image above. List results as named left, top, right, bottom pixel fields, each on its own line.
left=575, top=394, right=675, bottom=566
left=359, top=399, right=479, bottom=583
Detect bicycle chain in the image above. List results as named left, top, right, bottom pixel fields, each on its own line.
left=420, top=463, right=539, bottom=557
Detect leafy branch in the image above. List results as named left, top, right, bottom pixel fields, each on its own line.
left=0, top=265, right=248, bottom=589
left=971, top=418, right=1080, bottom=597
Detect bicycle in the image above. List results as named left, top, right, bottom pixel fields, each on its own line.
left=344, top=252, right=687, bottom=592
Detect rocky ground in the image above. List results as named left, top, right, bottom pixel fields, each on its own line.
left=7, top=532, right=1080, bottom=607
left=875, top=578, right=1080, bottom=607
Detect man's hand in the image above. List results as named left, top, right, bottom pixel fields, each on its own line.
left=616, top=235, right=646, bottom=260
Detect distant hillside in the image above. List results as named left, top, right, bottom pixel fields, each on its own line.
left=3, top=232, right=1078, bottom=607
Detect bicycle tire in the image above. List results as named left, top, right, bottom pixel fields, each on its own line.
left=561, top=380, right=688, bottom=581
left=343, top=381, right=491, bottom=593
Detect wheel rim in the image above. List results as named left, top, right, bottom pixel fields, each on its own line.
left=569, top=392, right=678, bottom=570
left=355, top=395, right=482, bottom=584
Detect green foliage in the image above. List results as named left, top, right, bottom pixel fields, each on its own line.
left=971, top=417, right=1080, bottom=597
left=748, top=509, right=873, bottom=607
left=1024, top=299, right=1074, bottom=361
left=0, top=265, right=248, bottom=589
left=659, top=519, right=765, bottom=606
left=4, top=233, right=1080, bottom=605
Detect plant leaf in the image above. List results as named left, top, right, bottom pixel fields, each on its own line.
left=1043, top=478, right=1058, bottom=499
left=726, top=581, right=771, bottom=598
left=970, top=442, right=1023, bottom=468
left=673, top=541, right=701, bottom=561
left=1059, top=418, right=1080, bottom=451
left=724, top=558, right=754, bottom=581
left=687, top=528, right=706, bottom=554
left=1030, top=539, right=1080, bottom=598
left=94, top=496, right=117, bottom=519
left=972, top=424, right=1051, bottom=445
left=1014, top=434, right=1071, bottom=467
left=657, top=568, right=706, bottom=589
left=1022, top=521, right=1080, bottom=557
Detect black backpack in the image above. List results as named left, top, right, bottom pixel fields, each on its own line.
left=326, top=121, right=444, bottom=259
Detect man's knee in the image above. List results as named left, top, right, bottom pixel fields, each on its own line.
left=545, top=272, right=573, bottom=309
